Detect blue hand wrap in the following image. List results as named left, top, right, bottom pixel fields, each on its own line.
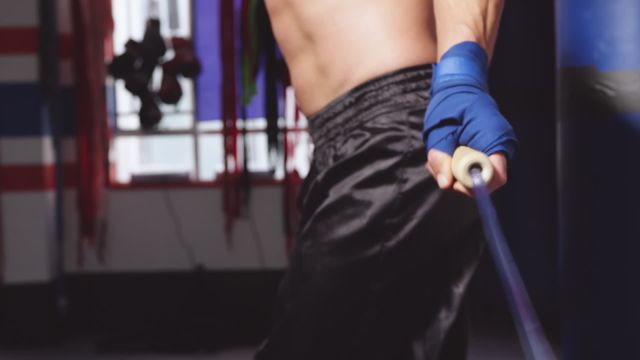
left=424, top=41, right=518, bottom=157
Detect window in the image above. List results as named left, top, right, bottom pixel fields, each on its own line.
left=109, top=0, right=311, bottom=185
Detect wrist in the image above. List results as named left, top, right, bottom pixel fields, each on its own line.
left=432, top=41, right=489, bottom=93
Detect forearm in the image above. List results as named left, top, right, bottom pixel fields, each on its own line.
left=434, top=0, right=505, bottom=60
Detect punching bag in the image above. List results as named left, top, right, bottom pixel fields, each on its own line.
left=556, top=1, right=640, bottom=359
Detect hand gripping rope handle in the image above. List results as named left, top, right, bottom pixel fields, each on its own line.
left=451, top=146, right=556, bottom=360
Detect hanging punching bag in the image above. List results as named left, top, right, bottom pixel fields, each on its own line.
left=556, top=1, right=640, bottom=359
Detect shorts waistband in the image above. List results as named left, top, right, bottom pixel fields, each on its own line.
left=307, top=64, right=433, bottom=147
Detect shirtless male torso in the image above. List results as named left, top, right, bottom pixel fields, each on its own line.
left=266, top=0, right=437, bottom=115
left=256, top=1, right=513, bottom=359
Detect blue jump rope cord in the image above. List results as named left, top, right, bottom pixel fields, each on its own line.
left=470, top=168, right=556, bottom=360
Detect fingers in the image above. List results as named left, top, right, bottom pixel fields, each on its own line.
left=426, top=149, right=453, bottom=189
left=425, top=162, right=435, bottom=177
left=487, top=153, right=508, bottom=193
left=426, top=149, right=509, bottom=197
left=453, top=181, right=474, bottom=197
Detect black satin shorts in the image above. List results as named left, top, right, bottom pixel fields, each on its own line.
left=256, top=65, right=483, bottom=360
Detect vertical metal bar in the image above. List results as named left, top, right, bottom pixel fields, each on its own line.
left=39, top=0, right=67, bottom=319
left=168, top=0, right=180, bottom=32
left=188, top=0, right=200, bottom=180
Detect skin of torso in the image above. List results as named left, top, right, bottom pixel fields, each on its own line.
left=265, top=0, right=437, bottom=116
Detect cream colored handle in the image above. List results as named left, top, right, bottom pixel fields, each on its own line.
left=451, top=146, right=494, bottom=188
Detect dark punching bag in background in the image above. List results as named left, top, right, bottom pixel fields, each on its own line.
left=556, top=1, right=640, bottom=359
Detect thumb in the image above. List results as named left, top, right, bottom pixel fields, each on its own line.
left=427, top=148, right=453, bottom=189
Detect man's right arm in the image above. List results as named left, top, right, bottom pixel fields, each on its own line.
left=424, top=0, right=516, bottom=196
left=433, top=0, right=504, bottom=60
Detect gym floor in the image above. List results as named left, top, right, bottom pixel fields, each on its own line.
left=0, top=331, right=532, bottom=360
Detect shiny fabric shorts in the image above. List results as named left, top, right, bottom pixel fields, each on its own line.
left=256, top=65, right=483, bottom=360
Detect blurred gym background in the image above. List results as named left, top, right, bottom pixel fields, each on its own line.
left=0, top=0, right=638, bottom=359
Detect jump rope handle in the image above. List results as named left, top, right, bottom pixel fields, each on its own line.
left=451, top=146, right=494, bottom=187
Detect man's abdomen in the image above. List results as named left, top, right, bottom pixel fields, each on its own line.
left=265, top=0, right=438, bottom=116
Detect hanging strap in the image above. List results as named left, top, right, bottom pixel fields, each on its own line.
left=220, top=0, right=240, bottom=241
left=71, top=0, right=110, bottom=263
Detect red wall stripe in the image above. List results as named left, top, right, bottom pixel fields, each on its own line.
left=0, top=27, right=38, bottom=54
left=0, top=164, right=76, bottom=192
left=58, top=33, right=73, bottom=59
left=0, top=28, right=73, bottom=59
